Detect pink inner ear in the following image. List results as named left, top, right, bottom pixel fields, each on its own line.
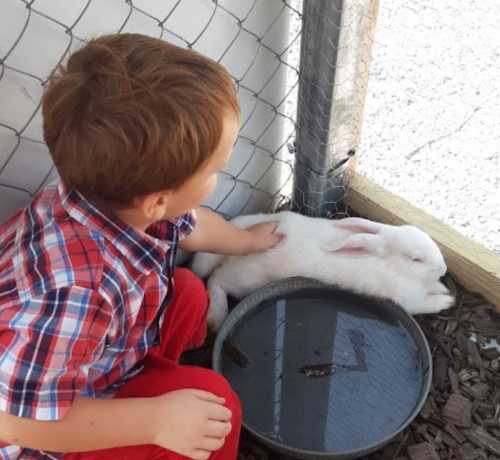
left=337, top=225, right=378, bottom=235
left=333, top=247, right=371, bottom=256
left=332, top=218, right=381, bottom=235
left=322, top=245, right=372, bottom=256
left=321, top=231, right=384, bottom=257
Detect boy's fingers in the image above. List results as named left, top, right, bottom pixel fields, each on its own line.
left=192, top=389, right=225, bottom=403
left=271, top=229, right=285, bottom=246
left=206, top=420, right=232, bottom=438
left=270, top=222, right=286, bottom=239
left=190, top=389, right=231, bottom=420
left=268, top=221, right=279, bottom=232
left=206, top=402, right=232, bottom=421
left=274, top=231, right=285, bottom=241
left=192, top=449, right=211, bottom=460
left=200, top=436, right=225, bottom=451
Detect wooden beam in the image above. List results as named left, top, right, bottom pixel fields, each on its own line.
left=347, top=173, right=500, bottom=310
left=348, top=0, right=380, bottom=173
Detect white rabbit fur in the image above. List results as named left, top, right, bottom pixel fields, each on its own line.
left=191, top=212, right=454, bottom=330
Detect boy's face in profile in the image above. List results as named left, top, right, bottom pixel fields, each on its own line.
left=159, top=113, right=240, bottom=219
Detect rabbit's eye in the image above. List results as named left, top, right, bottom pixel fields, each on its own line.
left=410, top=256, right=424, bottom=263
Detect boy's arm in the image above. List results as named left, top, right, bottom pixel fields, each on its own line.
left=0, top=389, right=232, bottom=455
left=0, top=396, right=155, bottom=452
left=179, top=207, right=282, bottom=255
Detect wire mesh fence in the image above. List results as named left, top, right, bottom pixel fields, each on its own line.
left=0, top=0, right=377, bottom=224
left=0, top=0, right=298, bottom=222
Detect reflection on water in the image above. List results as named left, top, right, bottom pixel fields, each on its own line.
left=222, top=290, right=424, bottom=453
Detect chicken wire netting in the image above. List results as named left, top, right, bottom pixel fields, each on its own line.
left=0, top=0, right=377, bottom=223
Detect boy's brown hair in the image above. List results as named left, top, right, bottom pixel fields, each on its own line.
left=42, top=33, right=240, bottom=205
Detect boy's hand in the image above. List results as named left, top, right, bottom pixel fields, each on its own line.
left=152, top=389, right=232, bottom=460
left=244, top=221, right=284, bottom=254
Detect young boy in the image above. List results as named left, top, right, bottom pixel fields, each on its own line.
left=0, top=34, right=281, bottom=460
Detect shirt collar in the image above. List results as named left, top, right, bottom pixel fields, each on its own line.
left=57, top=181, right=170, bottom=275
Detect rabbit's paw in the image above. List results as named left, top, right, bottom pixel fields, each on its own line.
left=429, top=280, right=451, bottom=295
left=418, top=292, right=455, bottom=314
left=206, top=279, right=229, bottom=331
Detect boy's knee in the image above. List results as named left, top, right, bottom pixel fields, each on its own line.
left=199, top=369, right=241, bottom=426
left=223, top=382, right=241, bottom=427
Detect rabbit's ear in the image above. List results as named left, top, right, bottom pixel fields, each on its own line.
left=332, top=217, right=383, bottom=234
left=321, top=233, right=387, bottom=256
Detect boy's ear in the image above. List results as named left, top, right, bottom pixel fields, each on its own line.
left=136, top=192, right=169, bottom=220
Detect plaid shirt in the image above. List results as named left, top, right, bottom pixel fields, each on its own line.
left=0, top=181, right=196, bottom=460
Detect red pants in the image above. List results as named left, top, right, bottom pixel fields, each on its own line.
left=63, top=268, right=241, bottom=460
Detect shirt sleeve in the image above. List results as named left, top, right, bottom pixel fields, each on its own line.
left=0, top=286, right=111, bottom=421
left=146, top=209, right=197, bottom=243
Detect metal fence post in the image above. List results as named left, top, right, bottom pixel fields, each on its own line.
left=292, top=0, right=379, bottom=218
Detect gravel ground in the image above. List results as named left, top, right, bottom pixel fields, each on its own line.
left=358, top=1, right=500, bottom=255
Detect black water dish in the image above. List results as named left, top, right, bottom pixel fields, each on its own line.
left=212, top=277, right=432, bottom=460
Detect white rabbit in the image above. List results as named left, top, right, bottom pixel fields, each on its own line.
left=191, top=212, right=454, bottom=330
